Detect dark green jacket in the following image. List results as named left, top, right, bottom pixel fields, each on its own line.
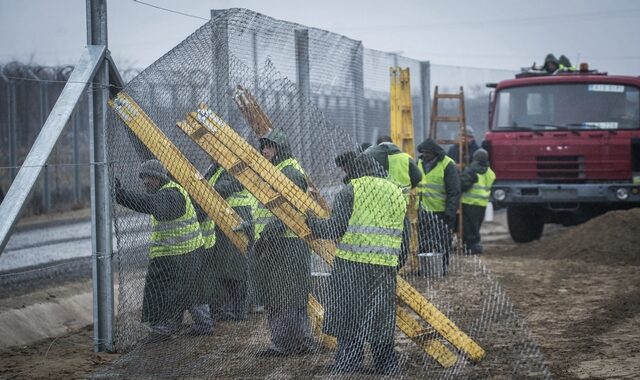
left=416, top=138, right=461, bottom=221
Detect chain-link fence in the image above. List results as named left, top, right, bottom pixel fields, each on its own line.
left=88, top=8, right=550, bottom=379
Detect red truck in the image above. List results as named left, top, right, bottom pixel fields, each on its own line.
left=484, top=64, right=640, bottom=242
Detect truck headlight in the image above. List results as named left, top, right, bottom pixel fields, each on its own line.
left=615, top=187, right=629, bottom=200
left=493, top=189, right=506, bottom=201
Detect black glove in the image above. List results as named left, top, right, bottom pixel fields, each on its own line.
left=443, top=213, right=456, bottom=229
left=114, top=178, right=122, bottom=190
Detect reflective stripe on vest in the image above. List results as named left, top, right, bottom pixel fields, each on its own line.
left=254, top=158, right=305, bottom=239
left=336, top=176, right=406, bottom=267
left=200, top=167, right=225, bottom=249
left=462, top=167, right=496, bottom=207
left=417, top=155, right=454, bottom=212
left=150, top=181, right=204, bottom=258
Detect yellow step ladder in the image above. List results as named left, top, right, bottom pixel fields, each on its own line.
left=179, top=103, right=486, bottom=365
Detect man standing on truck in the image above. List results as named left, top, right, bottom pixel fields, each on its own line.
left=460, top=149, right=495, bottom=254
left=415, top=138, right=461, bottom=273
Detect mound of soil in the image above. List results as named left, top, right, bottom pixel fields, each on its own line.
left=513, top=208, right=640, bottom=265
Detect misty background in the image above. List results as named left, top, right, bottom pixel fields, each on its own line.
left=1, top=0, right=639, bottom=75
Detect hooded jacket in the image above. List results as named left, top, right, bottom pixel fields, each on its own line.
left=306, top=154, right=409, bottom=268
left=365, top=142, right=422, bottom=188
left=416, top=138, right=461, bottom=221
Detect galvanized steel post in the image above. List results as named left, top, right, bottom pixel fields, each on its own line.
left=420, top=61, right=431, bottom=140
left=295, top=29, right=311, bottom=163
left=351, top=42, right=365, bottom=142
left=87, top=0, right=115, bottom=353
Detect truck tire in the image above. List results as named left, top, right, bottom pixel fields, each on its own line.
left=507, top=205, right=544, bottom=243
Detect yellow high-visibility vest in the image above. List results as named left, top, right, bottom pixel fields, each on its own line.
left=150, top=181, right=204, bottom=258
left=336, top=176, right=406, bottom=267
left=417, top=155, right=455, bottom=212
left=462, top=167, right=496, bottom=207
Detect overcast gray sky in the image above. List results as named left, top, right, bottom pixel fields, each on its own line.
left=1, top=0, right=639, bottom=75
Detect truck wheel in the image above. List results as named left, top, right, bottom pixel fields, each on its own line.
left=507, top=206, right=544, bottom=243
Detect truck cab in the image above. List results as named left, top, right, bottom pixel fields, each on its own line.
left=485, top=65, right=640, bottom=242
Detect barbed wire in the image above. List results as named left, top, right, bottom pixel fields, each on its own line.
left=2, top=75, right=123, bottom=91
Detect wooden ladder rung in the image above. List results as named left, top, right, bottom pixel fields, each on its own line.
left=434, top=116, right=462, bottom=122
left=228, top=160, right=249, bottom=175
left=435, top=93, right=463, bottom=99
left=436, top=139, right=459, bottom=145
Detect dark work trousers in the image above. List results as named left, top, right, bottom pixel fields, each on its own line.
left=418, top=209, right=453, bottom=274
left=462, top=203, right=486, bottom=252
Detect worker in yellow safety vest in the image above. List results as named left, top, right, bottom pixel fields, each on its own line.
left=364, top=135, right=422, bottom=200
left=249, top=129, right=314, bottom=357
left=114, top=159, right=214, bottom=339
left=415, top=138, right=461, bottom=275
left=460, top=149, right=496, bottom=254
left=306, top=153, right=409, bottom=376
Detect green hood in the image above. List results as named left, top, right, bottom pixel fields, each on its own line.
left=259, top=128, right=292, bottom=164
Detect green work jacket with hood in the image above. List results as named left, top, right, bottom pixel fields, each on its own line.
left=365, top=142, right=422, bottom=195
left=415, top=138, right=461, bottom=220
left=461, top=160, right=496, bottom=207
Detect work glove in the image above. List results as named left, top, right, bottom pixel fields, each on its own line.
left=114, top=178, right=122, bottom=191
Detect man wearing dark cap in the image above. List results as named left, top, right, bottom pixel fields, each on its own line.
left=460, top=149, right=496, bottom=254
left=249, top=129, right=314, bottom=357
left=446, top=125, right=479, bottom=165
left=306, top=153, right=409, bottom=375
left=415, top=138, right=461, bottom=273
left=115, top=159, right=214, bottom=339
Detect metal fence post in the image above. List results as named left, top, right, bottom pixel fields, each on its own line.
left=8, top=81, right=18, bottom=181
left=211, top=9, right=230, bottom=120
left=87, top=0, right=114, bottom=353
left=420, top=61, right=431, bottom=140
left=73, top=111, right=81, bottom=203
left=351, top=42, right=365, bottom=142
left=295, top=29, right=311, bottom=163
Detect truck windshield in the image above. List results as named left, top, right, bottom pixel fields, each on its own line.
left=493, top=83, right=640, bottom=131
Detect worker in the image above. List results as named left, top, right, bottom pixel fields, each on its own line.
left=460, top=149, right=496, bottom=254
left=416, top=138, right=461, bottom=274
left=446, top=125, right=479, bottom=165
left=197, top=161, right=253, bottom=321
left=558, top=55, right=577, bottom=71
left=306, top=153, right=409, bottom=375
left=335, top=150, right=357, bottom=184
left=114, top=159, right=214, bottom=339
left=249, top=129, right=314, bottom=356
left=365, top=135, right=422, bottom=196
left=543, top=53, right=560, bottom=73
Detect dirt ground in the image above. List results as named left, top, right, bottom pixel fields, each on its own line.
left=1, top=209, right=639, bottom=379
